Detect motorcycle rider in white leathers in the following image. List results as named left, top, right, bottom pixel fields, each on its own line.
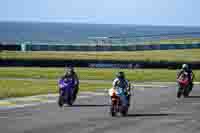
left=112, top=72, right=132, bottom=106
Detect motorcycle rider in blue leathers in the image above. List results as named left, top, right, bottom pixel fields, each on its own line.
left=61, top=67, right=79, bottom=102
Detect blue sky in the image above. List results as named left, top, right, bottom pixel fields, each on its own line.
left=1, top=0, right=199, bottom=26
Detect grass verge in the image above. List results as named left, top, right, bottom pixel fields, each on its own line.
left=1, top=67, right=199, bottom=98
left=1, top=49, right=200, bottom=62
left=0, top=79, right=110, bottom=99
left=0, top=67, right=200, bottom=82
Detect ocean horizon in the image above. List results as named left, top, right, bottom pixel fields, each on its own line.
left=1, top=21, right=200, bottom=44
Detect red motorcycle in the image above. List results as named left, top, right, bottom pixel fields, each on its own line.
left=177, top=72, right=190, bottom=98
left=108, top=87, right=129, bottom=117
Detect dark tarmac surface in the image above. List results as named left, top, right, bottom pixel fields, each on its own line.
left=1, top=84, right=200, bottom=133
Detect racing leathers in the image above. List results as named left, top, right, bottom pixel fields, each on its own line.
left=62, top=72, right=79, bottom=102
left=71, top=72, right=79, bottom=102
left=112, top=78, right=131, bottom=106
left=177, top=68, right=194, bottom=94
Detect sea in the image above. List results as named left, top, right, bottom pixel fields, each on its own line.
left=0, top=21, right=200, bottom=44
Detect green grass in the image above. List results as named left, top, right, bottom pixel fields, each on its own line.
left=0, top=79, right=110, bottom=99
left=1, top=49, right=200, bottom=62
left=0, top=67, right=200, bottom=82
left=1, top=67, right=200, bottom=98
left=144, top=38, right=200, bottom=45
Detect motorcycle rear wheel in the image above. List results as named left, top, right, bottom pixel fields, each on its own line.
left=67, top=100, right=73, bottom=106
left=120, top=106, right=128, bottom=117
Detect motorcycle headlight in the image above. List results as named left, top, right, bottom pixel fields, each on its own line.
left=59, top=84, right=64, bottom=88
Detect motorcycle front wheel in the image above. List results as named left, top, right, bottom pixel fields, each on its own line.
left=110, top=98, right=118, bottom=117
left=58, top=95, right=64, bottom=107
left=183, top=89, right=189, bottom=97
left=66, top=92, right=73, bottom=106
left=110, top=105, right=117, bottom=117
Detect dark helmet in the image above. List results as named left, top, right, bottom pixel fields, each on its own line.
left=64, top=66, right=74, bottom=77
left=116, top=71, right=125, bottom=79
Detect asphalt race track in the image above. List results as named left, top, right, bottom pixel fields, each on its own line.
left=1, top=84, right=200, bottom=133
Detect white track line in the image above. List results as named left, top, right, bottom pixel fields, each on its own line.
left=0, top=95, right=91, bottom=110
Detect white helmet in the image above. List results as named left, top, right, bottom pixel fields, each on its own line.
left=182, top=64, right=189, bottom=70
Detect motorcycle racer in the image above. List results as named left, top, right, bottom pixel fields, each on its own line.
left=112, top=72, right=132, bottom=106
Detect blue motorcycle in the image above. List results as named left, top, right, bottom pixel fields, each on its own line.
left=58, top=78, right=75, bottom=107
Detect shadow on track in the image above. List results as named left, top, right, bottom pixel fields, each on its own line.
left=127, top=113, right=179, bottom=117
left=65, top=104, right=110, bottom=107
left=186, top=96, right=200, bottom=98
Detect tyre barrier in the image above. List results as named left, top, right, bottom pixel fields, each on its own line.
left=1, top=59, right=200, bottom=69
